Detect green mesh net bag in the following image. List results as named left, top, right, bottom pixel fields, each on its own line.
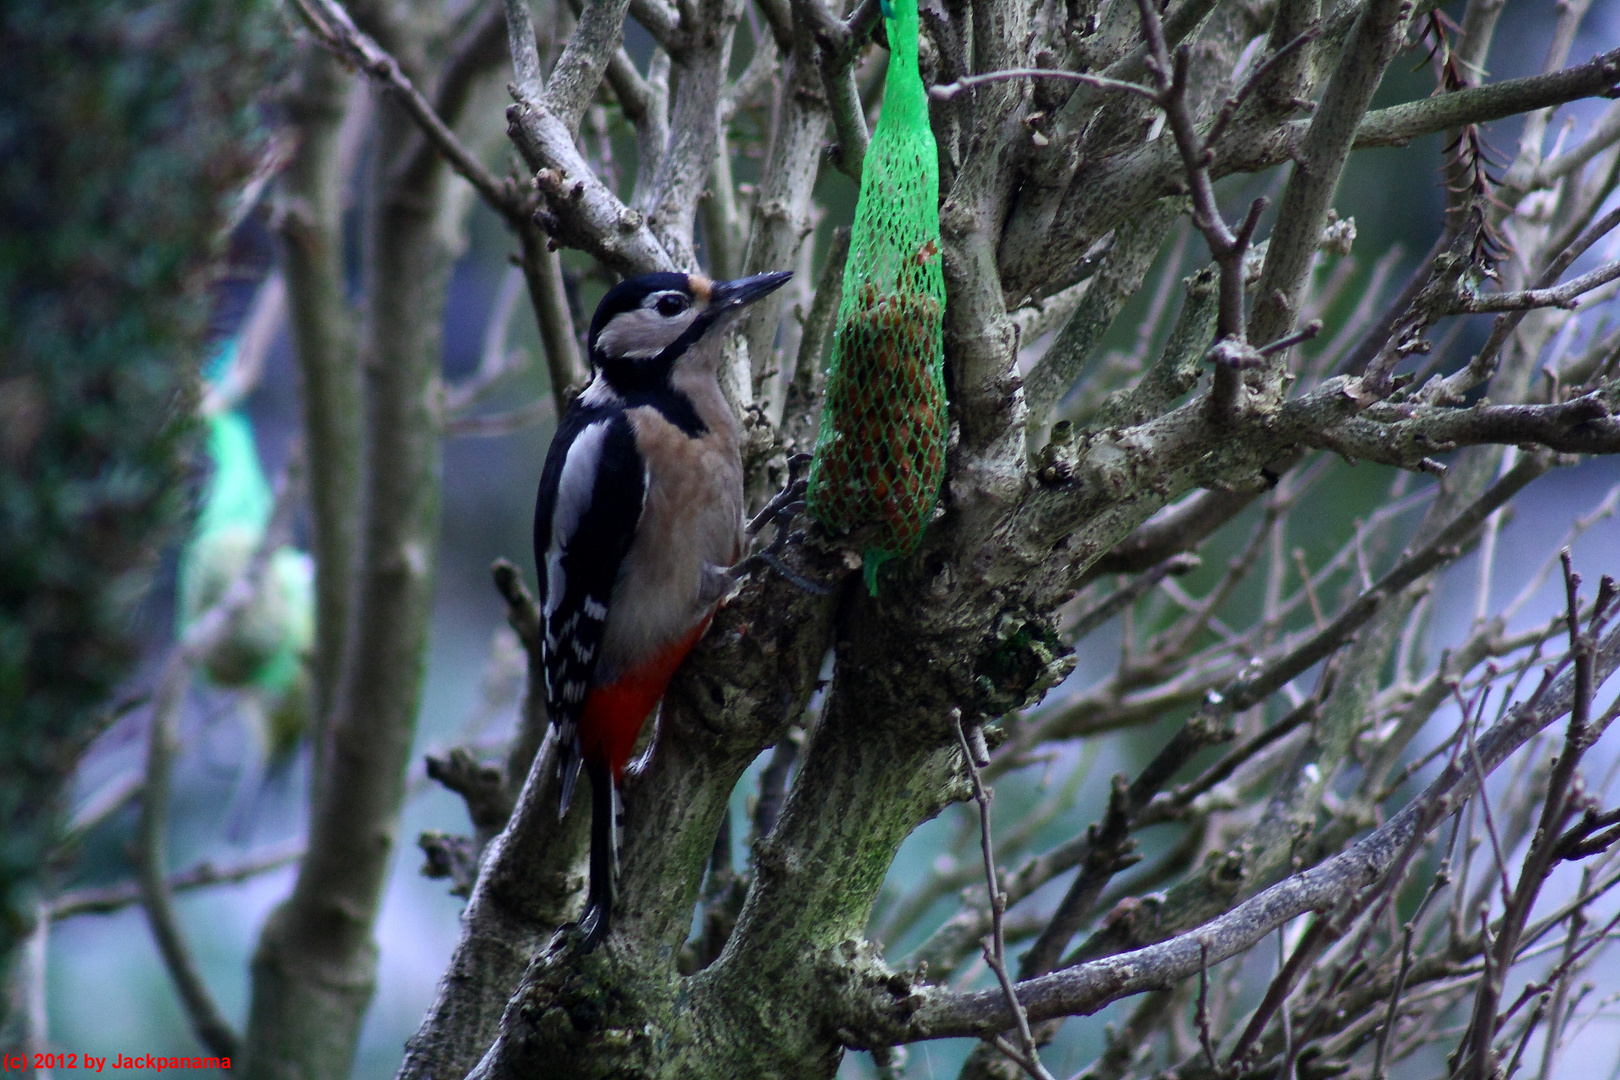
left=806, top=0, right=946, bottom=594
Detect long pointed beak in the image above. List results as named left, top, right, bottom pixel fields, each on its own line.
left=712, top=270, right=793, bottom=309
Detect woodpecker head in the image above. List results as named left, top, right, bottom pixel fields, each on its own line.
left=587, top=271, right=792, bottom=389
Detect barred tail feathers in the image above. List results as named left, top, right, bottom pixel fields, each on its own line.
left=581, top=757, right=616, bottom=952
left=556, top=717, right=583, bottom=818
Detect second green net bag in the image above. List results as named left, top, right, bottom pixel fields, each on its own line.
left=806, top=0, right=946, bottom=594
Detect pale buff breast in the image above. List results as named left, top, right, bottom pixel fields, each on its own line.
left=598, top=399, right=743, bottom=679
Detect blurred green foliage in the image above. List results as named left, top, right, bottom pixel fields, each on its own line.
left=0, top=0, right=283, bottom=1017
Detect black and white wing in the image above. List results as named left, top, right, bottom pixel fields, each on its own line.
left=533, top=409, right=646, bottom=815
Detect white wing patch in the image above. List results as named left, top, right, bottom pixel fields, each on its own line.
left=544, top=420, right=612, bottom=625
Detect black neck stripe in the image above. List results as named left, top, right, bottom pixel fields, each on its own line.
left=591, top=311, right=724, bottom=437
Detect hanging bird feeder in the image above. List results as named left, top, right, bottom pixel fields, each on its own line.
left=806, top=0, right=947, bottom=595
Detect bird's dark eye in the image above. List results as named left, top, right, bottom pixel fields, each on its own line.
left=655, top=294, right=689, bottom=318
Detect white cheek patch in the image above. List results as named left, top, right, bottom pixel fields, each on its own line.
left=595, top=305, right=699, bottom=359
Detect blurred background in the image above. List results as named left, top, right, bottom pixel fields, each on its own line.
left=39, top=1, right=1620, bottom=1076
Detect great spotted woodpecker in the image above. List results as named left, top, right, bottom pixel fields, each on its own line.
left=534, top=268, right=792, bottom=950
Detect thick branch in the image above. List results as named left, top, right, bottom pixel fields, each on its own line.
left=398, top=731, right=592, bottom=1080
left=1248, top=0, right=1414, bottom=347
left=823, top=58, right=868, bottom=180
left=642, top=0, right=738, bottom=268
left=547, top=0, right=637, bottom=130
left=1023, top=201, right=1182, bottom=440
left=1084, top=482, right=1272, bottom=579
left=1348, top=47, right=1620, bottom=151
left=783, top=226, right=849, bottom=453
left=1021, top=36, right=1620, bottom=311
left=1088, top=262, right=1219, bottom=431
left=630, top=0, right=682, bottom=50
left=420, top=536, right=845, bottom=1079
left=508, top=94, right=676, bottom=274
left=1299, top=390, right=1620, bottom=467
left=736, top=0, right=827, bottom=377
left=277, top=44, right=365, bottom=733
left=503, top=0, right=674, bottom=273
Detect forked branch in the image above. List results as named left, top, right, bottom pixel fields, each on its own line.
left=290, top=0, right=525, bottom=223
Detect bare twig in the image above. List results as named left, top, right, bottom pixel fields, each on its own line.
left=957, top=711, right=1056, bottom=1080
left=1067, top=554, right=1200, bottom=643
left=1227, top=918, right=1327, bottom=1070
left=1195, top=940, right=1218, bottom=1070
left=1535, top=870, right=1591, bottom=1080
left=1457, top=683, right=1516, bottom=911
left=1140, top=697, right=1318, bottom=826
left=136, top=459, right=301, bottom=1059
left=1016, top=775, right=1139, bottom=980
left=1127, top=0, right=1306, bottom=424
left=445, top=265, right=530, bottom=415
left=291, top=0, right=525, bottom=223
left=1113, top=454, right=1551, bottom=775
left=928, top=69, right=1156, bottom=103
left=1444, top=259, right=1620, bottom=314
left=1436, top=204, right=1620, bottom=399
left=1369, top=861, right=1451, bottom=1079
left=53, top=843, right=304, bottom=921
left=1536, top=101, right=1620, bottom=187
left=1202, top=28, right=1321, bottom=153
left=517, top=223, right=588, bottom=412
left=1459, top=553, right=1604, bottom=1078
left=445, top=397, right=558, bottom=438
left=1247, top=0, right=1415, bottom=348
left=202, top=272, right=287, bottom=416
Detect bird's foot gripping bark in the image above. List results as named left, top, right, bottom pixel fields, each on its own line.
left=728, top=454, right=838, bottom=596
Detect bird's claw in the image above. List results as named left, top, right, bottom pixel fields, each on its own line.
left=732, top=464, right=832, bottom=595
left=731, top=550, right=833, bottom=596
left=748, top=479, right=811, bottom=536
